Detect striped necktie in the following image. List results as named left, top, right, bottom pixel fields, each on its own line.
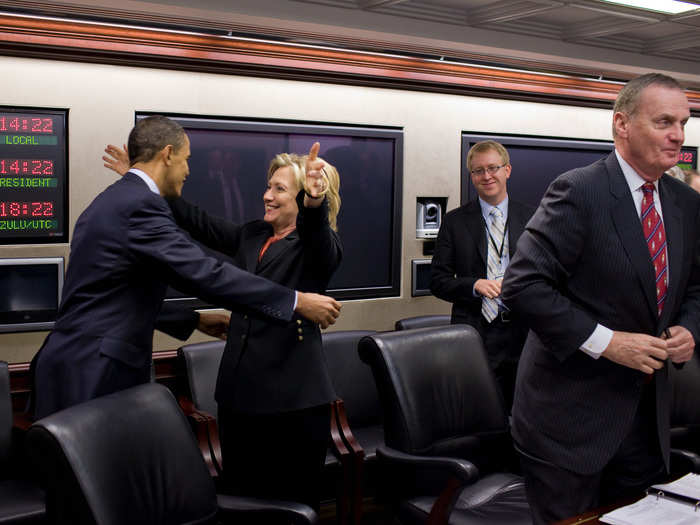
left=482, top=207, right=506, bottom=323
left=641, top=183, right=667, bottom=316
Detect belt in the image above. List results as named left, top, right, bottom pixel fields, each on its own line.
left=483, top=311, right=511, bottom=324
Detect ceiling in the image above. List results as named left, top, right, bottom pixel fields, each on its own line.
left=2, top=0, right=700, bottom=87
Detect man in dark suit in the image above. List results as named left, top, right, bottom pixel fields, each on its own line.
left=431, top=140, right=534, bottom=409
left=33, top=116, right=341, bottom=419
left=502, top=73, right=700, bottom=523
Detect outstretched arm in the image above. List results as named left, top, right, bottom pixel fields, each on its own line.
left=103, top=144, right=130, bottom=176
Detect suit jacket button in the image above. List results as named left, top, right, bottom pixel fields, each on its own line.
left=298, top=335, right=304, bottom=341
left=243, top=314, right=248, bottom=320
left=297, top=327, right=303, bottom=334
left=296, top=319, right=302, bottom=325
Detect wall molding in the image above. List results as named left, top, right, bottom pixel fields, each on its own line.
left=1, top=13, right=699, bottom=111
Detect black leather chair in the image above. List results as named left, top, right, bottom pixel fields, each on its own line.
left=359, top=326, right=531, bottom=524
left=394, top=315, right=450, bottom=331
left=322, top=330, right=382, bottom=524
left=177, top=340, right=226, bottom=477
left=0, top=361, right=46, bottom=525
left=26, top=382, right=317, bottom=525
left=179, top=340, right=353, bottom=522
left=670, top=353, right=700, bottom=473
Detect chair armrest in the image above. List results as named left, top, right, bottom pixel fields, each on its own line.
left=329, top=400, right=351, bottom=461
left=377, top=446, right=480, bottom=525
left=216, top=494, right=318, bottom=525
left=376, top=445, right=479, bottom=484
left=178, top=396, right=223, bottom=477
left=334, top=399, right=364, bottom=459
left=332, top=399, right=365, bottom=525
left=671, top=448, right=700, bottom=473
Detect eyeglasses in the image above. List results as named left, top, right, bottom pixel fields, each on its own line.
left=470, top=164, right=507, bottom=177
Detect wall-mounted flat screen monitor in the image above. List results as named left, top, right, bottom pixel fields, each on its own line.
left=461, top=133, right=697, bottom=208
left=0, top=107, right=68, bottom=244
left=0, top=257, right=64, bottom=333
left=411, top=259, right=432, bottom=297
left=137, top=113, right=403, bottom=303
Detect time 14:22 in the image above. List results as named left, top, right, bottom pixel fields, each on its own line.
left=0, top=159, right=54, bottom=175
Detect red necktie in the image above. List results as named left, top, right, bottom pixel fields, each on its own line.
left=641, top=183, right=667, bottom=316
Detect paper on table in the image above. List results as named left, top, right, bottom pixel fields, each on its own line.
left=652, top=473, right=700, bottom=501
left=600, top=494, right=700, bottom=525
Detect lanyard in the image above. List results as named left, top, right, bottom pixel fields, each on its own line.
left=485, top=215, right=509, bottom=262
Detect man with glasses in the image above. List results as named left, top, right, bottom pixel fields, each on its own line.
left=431, top=140, right=534, bottom=410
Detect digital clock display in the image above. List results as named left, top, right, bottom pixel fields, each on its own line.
left=0, top=201, right=54, bottom=217
left=0, top=108, right=67, bottom=244
left=0, top=159, right=54, bottom=176
left=678, top=147, right=697, bottom=171
left=0, top=115, right=53, bottom=134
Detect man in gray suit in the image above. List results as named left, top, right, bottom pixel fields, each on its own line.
left=502, top=73, right=700, bottom=523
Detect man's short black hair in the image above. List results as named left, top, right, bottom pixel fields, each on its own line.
left=128, top=116, right=186, bottom=165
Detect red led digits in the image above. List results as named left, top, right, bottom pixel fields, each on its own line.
left=0, top=159, right=54, bottom=175
left=679, top=151, right=695, bottom=163
left=0, top=115, right=54, bottom=134
left=0, top=201, right=55, bottom=217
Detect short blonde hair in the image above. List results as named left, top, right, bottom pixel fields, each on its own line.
left=466, top=140, right=510, bottom=172
left=267, top=153, right=341, bottom=231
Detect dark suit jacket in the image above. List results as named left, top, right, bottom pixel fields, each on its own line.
left=502, top=152, right=700, bottom=475
left=430, top=198, right=534, bottom=367
left=34, top=172, right=295, bottom=418
left=169, top=191, right=342, bottom=413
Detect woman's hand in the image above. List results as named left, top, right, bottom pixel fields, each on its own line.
left=196, top=311, right=230, bottom=340
left=303, top=142, right=328, bottom=208
left=103, top=144, right=130, bottom=176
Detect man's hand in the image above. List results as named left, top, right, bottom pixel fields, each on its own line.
left=295, top=292, right=341, bottom=329
left=663, top=325, right=695, bottom=363
left=196, top=311, right=230, bottom=340
left=475, top=278, right=502, bottom=299
left=601, top=331, right=668, bottom=374
left=103, top=144, right=130, bottom=176
left=303, top=142, right=328, bottom=207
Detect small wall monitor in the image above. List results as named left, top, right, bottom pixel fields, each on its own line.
left=0, top=257, right=64, bottom=333
left=411, top=258, right=433, bottom=297
left=0, top=107, right=69, bottom=244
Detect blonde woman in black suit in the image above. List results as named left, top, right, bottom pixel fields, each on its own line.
left=105, top=142, right=342, bottom=509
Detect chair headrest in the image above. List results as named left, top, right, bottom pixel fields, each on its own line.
left=359, top=325, right=507, bottom=455
left=394, top=315, right=451, bottom=331
left=178, top=341, right=226, bottom=415
left=322, top=330, right=380, bottom=425
left=27, top=383, right=217, bottom=525
left=671, top=353, right=700, bottom=427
